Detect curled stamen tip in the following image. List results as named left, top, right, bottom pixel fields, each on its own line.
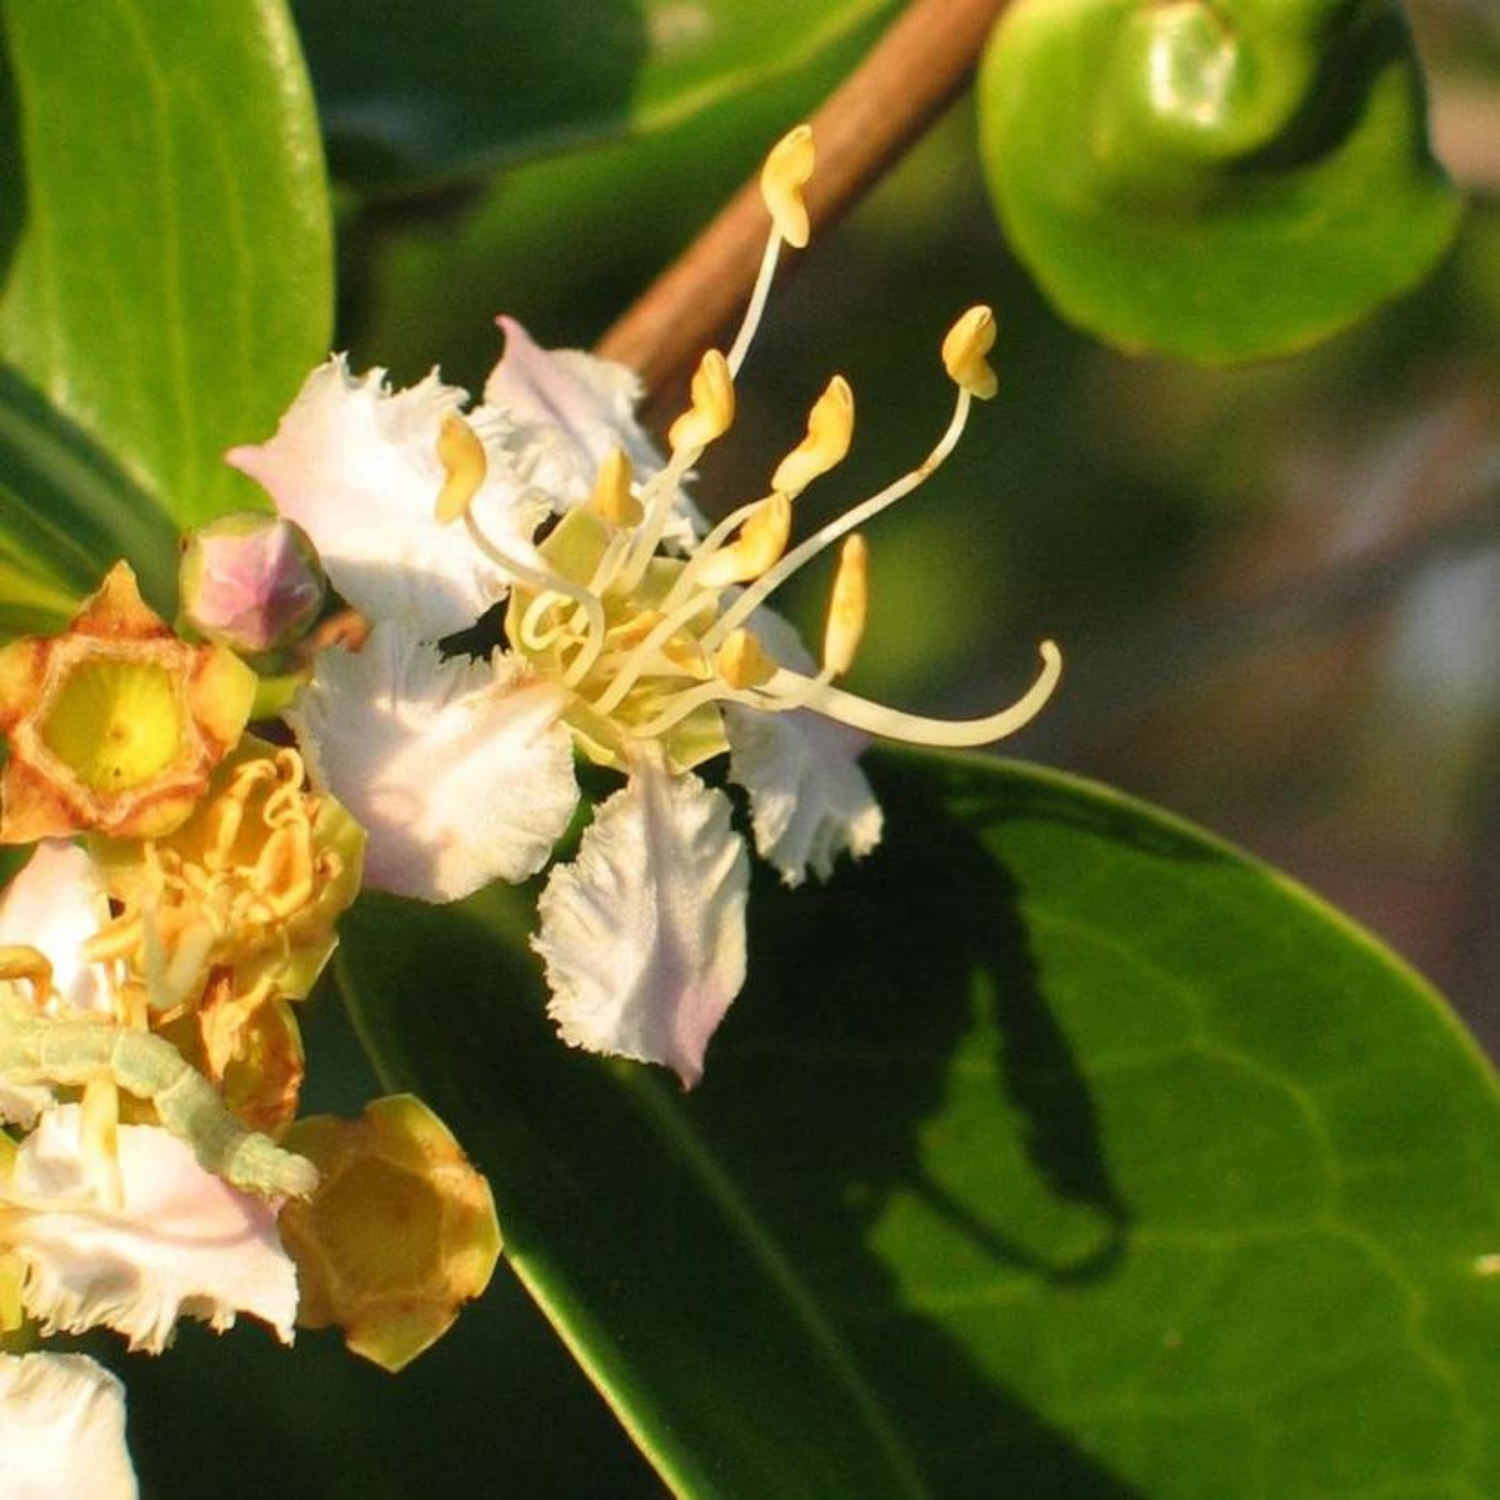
left=760, top=124, right=815, bottom=249
left=715, top=629, right=778, bottom=689
left=668, top=349, right=736, bottom=454
left=942, top=306, right=999, bottom=401
left=771, top=374, right=855, bottom=497
left=823, top=534, right=869, bottom=678
left=434, top=414, right=488, bottom=524
left=591, top=448, right=643, bottom=527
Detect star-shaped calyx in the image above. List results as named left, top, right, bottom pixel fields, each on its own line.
left=0, top=562, right=257, bottom=842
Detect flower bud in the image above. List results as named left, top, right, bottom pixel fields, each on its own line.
left=179, top=513, right=326, bottom=655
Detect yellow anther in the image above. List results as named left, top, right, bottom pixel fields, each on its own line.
left=590, top=448, right=643, bottom=527
left=822, top=534, right=869, bottom=678
left=668, top=350, right=736, bottom=454
left=714, top=629, right=778, bottom=690
left=770, top=376, right=855, bottom=498
left=434, top=415, right=488, bottom=524
left=0, top=944, right=53, bottom=1005
left=941, top=306, right=998, bottom=401
left=695, top=494, right=792, bottom=588
left=760, top=124, right=816, bottom=249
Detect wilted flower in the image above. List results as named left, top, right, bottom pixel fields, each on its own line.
left=232, top=125, right=1060, bottom=1086
left=279, top=1094, right=501, bottom=1372
left=0, top=562, right=256, bottom=843
left=88, top=735, right=365, bottom=1015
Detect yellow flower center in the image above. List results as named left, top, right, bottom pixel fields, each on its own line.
left=441, top=124, right=1062, bottom=768
left=40, top=656, right=183, bottom=792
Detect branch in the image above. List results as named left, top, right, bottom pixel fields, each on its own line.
left=595, top=0, right=1007, bottom=392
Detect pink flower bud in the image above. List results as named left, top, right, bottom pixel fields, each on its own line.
left=179, top=513, right=326, bottom=654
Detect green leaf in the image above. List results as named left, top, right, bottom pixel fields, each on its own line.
left=0, top=0, right=332, bottom=559
left=977, top=0, right=1464, bottom=362
left=0, top=367, right=178, bottom=635
left=292, top=0, right=896, bottom=189
left=338, top=750, right=1500, bottom=1494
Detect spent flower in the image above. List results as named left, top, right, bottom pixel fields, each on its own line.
left=0, top=562, right=256, bottom=843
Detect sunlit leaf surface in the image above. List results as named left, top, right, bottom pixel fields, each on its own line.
left=0, top=0, right=332, bottom=547
left=0, top=367, right=177, bottom=636
left=978, top=0, right=1464, bottom=362
left=339, top=749, right=1500, bottom=1495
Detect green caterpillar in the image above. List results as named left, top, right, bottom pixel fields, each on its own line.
left=0, top=993, right=317, bottom=1199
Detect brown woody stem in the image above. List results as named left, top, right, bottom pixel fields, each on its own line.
left=595, top=0, right=1007, bottom=393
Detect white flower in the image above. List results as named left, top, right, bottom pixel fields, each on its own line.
left=289, top=620, right=576, bottom=902
left=0, top=839, right=115, bottom=1019
left=0, top=1104, right=298, bottom=1351
left=0, top=1352, right=137, bottom=1499
left=234, top=127, right=1062, bottom=1087
left=227, top=360, right=548, bottom=642
left=0, top=840, right=117, bottom=1127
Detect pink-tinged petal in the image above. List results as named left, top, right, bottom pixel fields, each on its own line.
left=723, top=604, right=882, bottom=884
left=228, top=357, right=546, bottom=640
left=0, top=1353, right=137, bottom=1499
left=0, top=839, right=114, bottom=1015
left=3, top=1106, right=298, bottom=1352
left=289, top=622, right=578, bottom=902
left=724, top=704, right=882, bottom=886
left=485, top=317, right=664, bottom=507
left=535, top=757, right=748, bottom=1088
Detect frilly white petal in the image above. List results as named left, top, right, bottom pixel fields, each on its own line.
left=289, top=621, right=578, bottom=902
left=725, top=705, right=883, bottom=886
left=0, top=839, right=114, bottom=1016
left=0, top=842, right=113, bottom=1124
left=486, top=317, right=662, bottom=502
left=723, top=606, right=882, bottom=885
left=485, top=317, right=705, bottom=547
left=2, top=1106, right=297, bottom=1352
left=0, top=1353, right=137, bottom=1500
left=228, top=356, right=546, bottom=640
left=535, top=757, right=748, bottom=1089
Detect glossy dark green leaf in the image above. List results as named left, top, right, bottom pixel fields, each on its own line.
left=339, top=749, right=1500, bottom=1494
left=977, top=0, right=1464, bottom=361
left=0, top=0, right=332, bottom=554
left=293, top=0, right=896, bottom=189
left=0, top=367, right=178, bottom=636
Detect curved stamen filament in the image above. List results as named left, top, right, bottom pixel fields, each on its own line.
left=726, top=230, right=784, bottom=378
left=462, top=508, right=606, bottom=668
left=752, top=642, right=1062, bottom=747
left=613, top=442, right=707, bottom=599
left=627, top=679, right=763, bottom=743
left=519, top=590, right=576, bottom=653
left=702, top=388, right=973, bottom=653
left=589, top=592, right=720, bottom=717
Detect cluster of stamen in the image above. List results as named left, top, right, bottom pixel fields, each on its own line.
left=433, top=123, right=1061, bottom=770
left=86, top=747, right=344, bottom=1017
